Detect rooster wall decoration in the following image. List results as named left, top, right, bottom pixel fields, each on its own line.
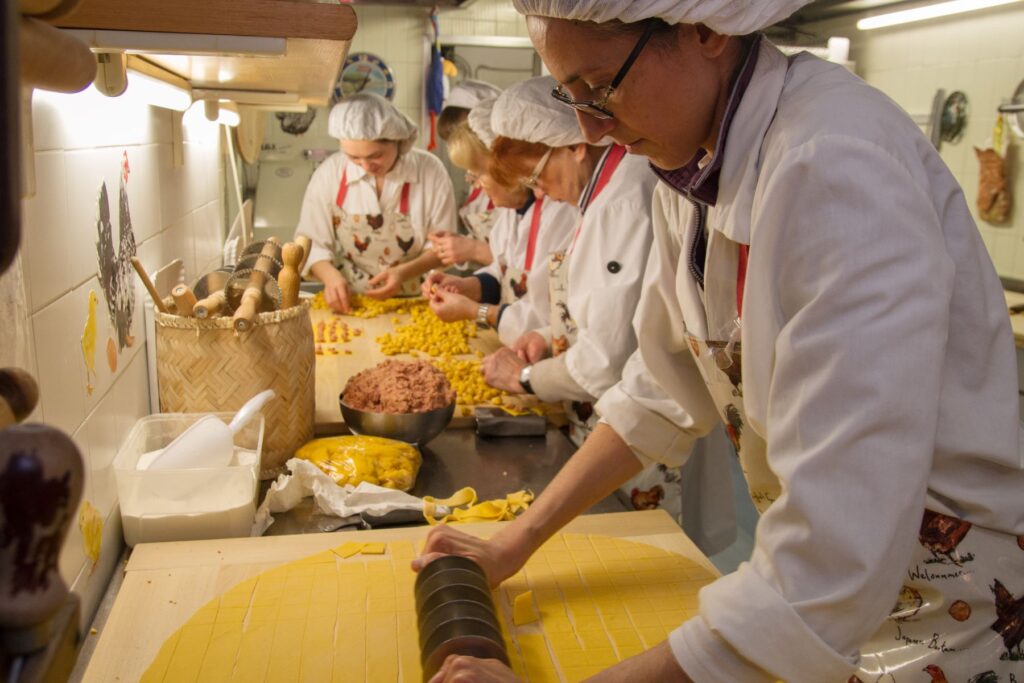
left=95, top=175, right=137, bottom=352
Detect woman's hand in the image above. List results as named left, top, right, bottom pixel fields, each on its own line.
left=431, top=231, right=490, bottom=266
left=482, top=348, right=528, bottom=394
left=511, top=331, right=549, bottom=364
left=422, top=272, right=475, bottom=299
left=321, top=270, right=353, bottom=314
left=365, top=267, right=403, bottom=299
left=429, top=290, right=478, bottom=323
left=411, top=524, right=526, bottom=588
left=428, top=655, right=521, bottom=683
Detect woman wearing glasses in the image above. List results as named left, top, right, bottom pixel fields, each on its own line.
left=295, top=93, right=455, bottom=313
left=416, top=1, right=1024, bottom=682
left=476, top=76, right=658, bottom=446
left=423, top=96, right=578, bottom=341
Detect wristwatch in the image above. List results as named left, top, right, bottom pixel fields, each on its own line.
left=475, top=303, right=491, bottom=327
left=518, top=364, right=535, bottom=394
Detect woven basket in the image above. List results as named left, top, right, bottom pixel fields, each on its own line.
left=154, top=303, right=314, bottom=479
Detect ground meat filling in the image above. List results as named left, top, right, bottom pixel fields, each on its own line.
left=342, top=360, right=455, bottom=413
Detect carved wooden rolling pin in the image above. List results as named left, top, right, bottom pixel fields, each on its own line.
left=0, top=367, right=39, bottom=430
left=232, top=237, right=280, bottom=332
left=277, top=242, right=302, bottom=309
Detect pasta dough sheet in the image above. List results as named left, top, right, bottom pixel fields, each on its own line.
left=141, top=534, right=717, bottom=682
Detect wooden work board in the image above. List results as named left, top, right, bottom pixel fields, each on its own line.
left=310, top=305, right=563, bottom=434
left=81, top=511, right=718, bottom=683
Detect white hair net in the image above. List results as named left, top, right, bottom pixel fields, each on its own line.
left=328, top=93, right=418, bottom=153
left=492, top=76, right=598, bottom=148
left=512, top=0, right=812, bottom=35
left=467, top=97, right=499, bottom=148
left=446, top=79, right=502, bottom=110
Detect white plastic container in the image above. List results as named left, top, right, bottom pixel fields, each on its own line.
left=113, top=413, right=264, bottom=546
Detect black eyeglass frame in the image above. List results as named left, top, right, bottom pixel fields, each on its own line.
left=550, top=21, right=660, bottom=120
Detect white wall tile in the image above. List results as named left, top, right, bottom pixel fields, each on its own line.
left=57, top=425, right=93, bottom=589
left=21, top=150, right=74, bottom=312
left=162, top=212, right=197, bottom=282
left=31, top=287, right=90, bottom=436
left=123, top=144, right=164, bottom=243
left=193, top=200, right=225, bottom=277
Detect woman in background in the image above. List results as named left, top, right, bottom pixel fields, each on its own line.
left=424, top=96, right=578, bottom=345
left=479, top=76, right=657, bottom=447
left=434, top=79, right=504, bottom=267
left=295, top=93, right=455, bottom=313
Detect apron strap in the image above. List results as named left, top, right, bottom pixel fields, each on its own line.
left=462, top=186, right=482, bottom=208
left=570, top=144, right=628, bottom=254
left=523, top=195, right=545, bottom=272
left=335, top=167, right=349, bottom=208
left=400, top=182, right=411, bottom=215
left=737, top=243, right=749, bottom=319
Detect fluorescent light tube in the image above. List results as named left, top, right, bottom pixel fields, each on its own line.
left=858, top=0, right=1023, bottom=30
left=127, top=69, right=192, bottom=111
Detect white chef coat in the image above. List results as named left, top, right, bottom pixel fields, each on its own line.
left=597, top=39, right=1024, bottom=680
left=475, top=198, right=578, bottom=345
left=295, top=149, right=456, bottom=276
left=516, top=152, right=658, bottom=398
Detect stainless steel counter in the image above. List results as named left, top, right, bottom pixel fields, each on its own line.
left=264, top=427, right=626, bottom=535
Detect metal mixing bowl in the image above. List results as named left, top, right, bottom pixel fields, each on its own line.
left=338, top=396, right=455, bottom=445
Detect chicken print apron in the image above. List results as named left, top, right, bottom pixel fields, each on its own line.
left=500, top=196, right=545, bottom=305
left=693, top=236, right=1024, bottom=681
left=548, top=146, right=626, bottom=446
left=458, top=186, right=497, bottom=242
left=332, top=168, right=422, bottom=296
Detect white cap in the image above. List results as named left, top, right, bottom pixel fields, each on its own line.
left=467, top=97, right=499, bottom=148
left=328, top=93, right=418, bottom=153
left=445, top=79, right=502, bottom=110
left=492, top=76, right=600, bottom=148
left=512, top=0, right=812, bottom=35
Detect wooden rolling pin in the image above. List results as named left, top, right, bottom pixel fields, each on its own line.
left=278, top=242, right=302, bottom=309
left=20, top=15, right=95, bottom=93
left=0, top=367, right=39, bottom=430
left=294, top=235, right=312, bottom=273
left=171, top=284, right=198, bottom=317
left=130, top=258, right=170, bottom=314
left=232, top=238, right=280, bottom=332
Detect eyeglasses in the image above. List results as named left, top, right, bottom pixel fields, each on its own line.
left=522, top=148, right=553, bottom=189
left=550, top=21, right=659, bottom=120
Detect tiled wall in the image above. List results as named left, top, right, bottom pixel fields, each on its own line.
left=807, top=7, right=1024, bottom=278
left=4, top=86, right=224, bottom=629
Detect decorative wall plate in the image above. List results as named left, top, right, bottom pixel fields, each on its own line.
left=335, top=52, right=396, bottom=102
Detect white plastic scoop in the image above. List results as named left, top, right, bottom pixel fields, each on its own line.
left=138, top=390, right=275, bottom=471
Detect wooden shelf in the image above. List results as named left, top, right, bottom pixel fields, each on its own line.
left=48, top=0, right=356, bottom=41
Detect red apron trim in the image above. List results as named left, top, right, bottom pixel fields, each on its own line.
left=336, top=167, right=411, bottom=216
left=570, top=144, right=627, bottom=254
left=462, top=186, right=482, bottom=208
left=737, top=243, right=749, bottom=319
left=335, top=167, right=349, bottom=208
left=400, top=182, right=410, bottom=215
left=523, top=196, right=545, bottom=272
left=487, top=198, right=495, bottom=211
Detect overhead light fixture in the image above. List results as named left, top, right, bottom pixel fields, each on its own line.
left=93, top=52, right=192, bottom=111
left=128, top=69, right=192, bottom=111
left=857, top=0, right=1024, bottom=29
